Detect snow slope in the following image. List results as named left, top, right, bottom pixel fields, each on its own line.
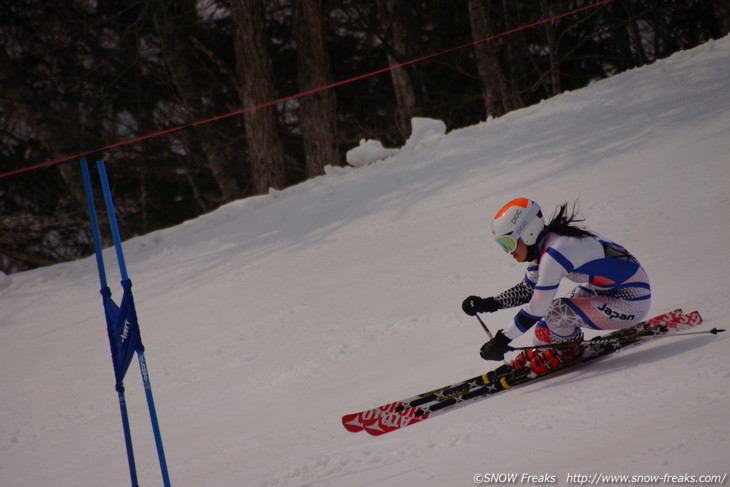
left=1, top=37, right=730, bottom=487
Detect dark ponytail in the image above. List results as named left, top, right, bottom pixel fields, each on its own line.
left=546, top=202, right=594, bottom=238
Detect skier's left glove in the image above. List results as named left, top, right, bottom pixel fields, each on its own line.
left=480, top=330, right=514, bottom=361
left=462, top=296, right=499, bottom=316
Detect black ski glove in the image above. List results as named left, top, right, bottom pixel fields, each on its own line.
left=480, top=330, right=514, bottom=361
left=462, top=296, right=500, bottom=316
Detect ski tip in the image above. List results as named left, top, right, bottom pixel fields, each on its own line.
left=710, top=328, right=726, bottom=335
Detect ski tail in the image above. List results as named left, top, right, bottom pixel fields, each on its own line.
left=342, top=401, right=404, bottom=432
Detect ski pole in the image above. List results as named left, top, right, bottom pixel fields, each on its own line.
left=475, top=314, right=511, bottom=364
left=509, top=327, right=725, bottom=353
left=475, top=314, right=495, bottom=340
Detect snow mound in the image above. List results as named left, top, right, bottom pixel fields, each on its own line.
left=346, top=117, right=447, bottom=167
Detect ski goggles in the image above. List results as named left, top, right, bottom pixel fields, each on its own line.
left=495, top=234, right=518, bottom=253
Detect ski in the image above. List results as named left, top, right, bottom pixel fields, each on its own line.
left=343, top=309, right=707, bottom=435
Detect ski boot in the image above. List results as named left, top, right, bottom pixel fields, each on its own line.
left=513, top=328, right=584, bottom=376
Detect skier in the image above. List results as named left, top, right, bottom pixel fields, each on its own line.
left=462, top=198, right=651, bottom=375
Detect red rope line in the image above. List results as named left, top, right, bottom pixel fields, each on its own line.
left=0, top=0, right=614, bottom=179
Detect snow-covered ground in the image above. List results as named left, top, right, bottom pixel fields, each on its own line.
left=1, top=37, right=729, bottom=487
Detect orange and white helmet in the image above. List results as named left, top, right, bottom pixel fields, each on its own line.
left=492, top=198, right=544, bottom=252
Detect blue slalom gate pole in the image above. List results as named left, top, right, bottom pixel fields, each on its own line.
left=81, top=159, right=139, bottom=487
left=97, top=160, right=172, bottom=487
left=137, top=349, right=171, bottom=487
left=80, top=159, right=108, bottom=289
left=96, top=161, right=128, bottom=281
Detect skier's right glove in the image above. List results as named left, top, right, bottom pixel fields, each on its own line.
left=462, top=296, right=499, bottom=316
left=479, top=330, right=513, bottom=361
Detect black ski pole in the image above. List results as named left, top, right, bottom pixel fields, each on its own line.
left=475, top=313, right=495, bottom=340
left=509, top=327, right=725, bottom=353
left=475, top=314, right=511, bottom=364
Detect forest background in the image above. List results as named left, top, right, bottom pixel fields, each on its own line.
left=1, top=0, right=728, bottom=274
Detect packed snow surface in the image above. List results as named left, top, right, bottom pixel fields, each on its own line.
left=2, top=37, right=730, bottom=487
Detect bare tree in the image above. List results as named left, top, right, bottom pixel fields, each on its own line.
left=622, top=0, right=649, bottom=65
left=153, top=0, right=244, bottom=201
left=293, top=0, right=339, bottom=177
left=467, top=0, right=509, bottom=117
left=714, top=0, right=730, bottom=36
left=498, top=0, right=525, bottom=112
left=539, top=0, right=561, bottom=96
left=231, top=0, right=287, bottom=194
left=0, top=37, right=85, bottom=205
left=375, top=0, right=419, bottom=139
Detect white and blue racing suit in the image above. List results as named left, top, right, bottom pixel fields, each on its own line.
left=497, top=232, right=651, bottom=344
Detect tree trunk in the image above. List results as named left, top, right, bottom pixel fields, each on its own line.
left=230, top=0, right=287, bottom=194
left=467, top=0, right=507, bottom=118
left=154, top=0, right=244, bottom=201
left=499, top=0, right=524, bottom=112
left=376, top=0, right=419, bottom=140
left=293, top=0, right=338, bottom=177
left=712, top=0, right=730, bottom=36
left=540, top=0, right=561, bottom=96
left=623, top=0, right=649, bottom=65
left=0, top=47, right=85, bottom=205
